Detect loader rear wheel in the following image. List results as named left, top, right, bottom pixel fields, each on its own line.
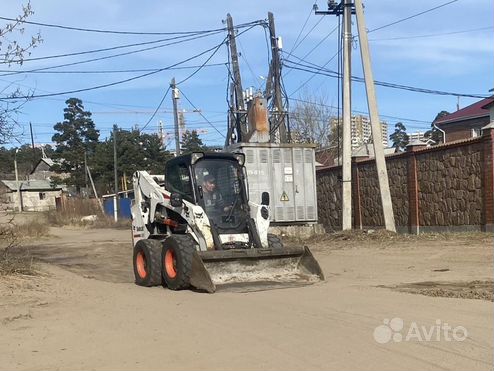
left=162, top=234, right=198, bottom=290
left=133, top=239, right=163, bottom=287
left=267, top=234, right=284, bottom=249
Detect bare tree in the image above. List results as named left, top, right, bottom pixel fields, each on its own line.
left=0, top=2, right=42, bottom=275
left=290, top=91, right=334, bottom=148
left=0, top=1, right=42, bottom=145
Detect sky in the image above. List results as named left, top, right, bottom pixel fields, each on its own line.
left=1, top=0, right=492, bottom=151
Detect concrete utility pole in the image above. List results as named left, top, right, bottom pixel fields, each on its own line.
left=354, top=0, right=396, bottom=232
left=341, top=0, right=353, bottom=230
left=268, top=12, right=288, bottom=143
left=315, top=1, right=353, bottom=230
left=171, top=78, right=181, bottom=156
left=314, top=0, right=354, bottom=230
left=113, top=124, right=118, bottom=221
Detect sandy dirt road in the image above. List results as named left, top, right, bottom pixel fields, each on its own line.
left=0, top=227, right=492, bottom=371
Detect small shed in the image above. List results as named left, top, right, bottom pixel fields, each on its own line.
left=0, top=179, right=64, bottom=212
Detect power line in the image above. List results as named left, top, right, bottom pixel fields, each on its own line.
left=283, top=58, right=489, bottom=99
left=0, top=31, right=225, bottom=77
left=176, top=37, right=227, bottom=85
left=368, top=0, right=460, bottom=33
left=283, top=24, right=339, bottom=79
left=286, top=48, right=341, bottom=96
left=0, top=41, right=227, bottom=100
left=0, top=63, right=226, bottom=75
left=238, top=38, right=263, bottom=89
left=140, top=86, right=171, bottom=132
left=175, top=21, right=261, bottom=86
left=0, top=16, right=265, bottom=36
left=369, top=26, right=493, bottom=41
left=0, top=32, right=221, bottom=64
left=288, top=14, right=326, bottom=57
left=284, top=6, right=314, bottom=60
left=288, top=96, right=432, bottom=124
left=179, top=89, right=226, bottom=138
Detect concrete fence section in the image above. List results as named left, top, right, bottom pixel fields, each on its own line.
left=316, top=126, right=494, bottom=233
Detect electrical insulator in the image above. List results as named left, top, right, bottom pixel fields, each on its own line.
left=277, top=36, right=283, bottom=50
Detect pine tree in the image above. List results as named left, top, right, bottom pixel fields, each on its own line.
left=180, top=130, right=205, bottom=154
left=51, top=98, right=99, bottom=191
left=92, top=129, right=172, bottom=194
left=390, top=122, right=409, bottom=152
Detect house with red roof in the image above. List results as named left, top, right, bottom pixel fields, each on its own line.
left=434, top=96, right=494, bottom=142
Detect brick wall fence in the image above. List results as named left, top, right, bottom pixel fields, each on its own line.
left=316, top=125, right=494, bottom=233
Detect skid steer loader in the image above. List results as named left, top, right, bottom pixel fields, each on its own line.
left=131, top=151, right=323, bottom=292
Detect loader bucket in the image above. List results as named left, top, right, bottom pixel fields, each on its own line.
left=189, top=246, right=324, bottom=293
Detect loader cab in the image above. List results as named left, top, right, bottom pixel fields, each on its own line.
left=193, top=153, right=249, bottom=234
left=164, top=152, right=249, bottom=235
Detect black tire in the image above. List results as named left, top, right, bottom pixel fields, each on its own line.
left=267, top=233, right=284, bottom=249
left=162, top=234, right=198, bottom=290
left=133, top=239, right=163, bottom=287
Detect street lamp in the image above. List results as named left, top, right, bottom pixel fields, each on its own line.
left=14, top=149, right=22, bottom=212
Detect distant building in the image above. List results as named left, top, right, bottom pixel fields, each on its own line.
left=407, top=131, right=426, bottom=142
left=330, top=115, right=388, bottom=149
left=434, top=96, right=494, bottom=142
left=0, top=179, right=64, bottom=212
left=30, top=157, right=68, bottom=181
left=315, top=143, right=395, bottom=167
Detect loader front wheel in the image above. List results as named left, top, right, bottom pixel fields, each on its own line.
left=162, top=234, right=197, bottom=290
left=267, top=234, right=284, bottom=249
left=133, top=239, right=163, bottom=287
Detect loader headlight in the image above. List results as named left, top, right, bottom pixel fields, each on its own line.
left=261, top=206, right=269, bottom=220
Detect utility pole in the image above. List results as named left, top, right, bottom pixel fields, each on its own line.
left=158, top=120, right=164, bottom=150
left=342, top=0, right=352, bottom=230
left=267, top=12, right=288, bottom=143
left=29, top=122, right=36, bottom=172
left=14, top=149, right=22, bottom=212
left=315, top=0, right=353, bottom=230
left=225, top=82, right=235, bottom=147
left=84, top=150, right=88, bottom=193
left=113, top=124, right=118, bottom=221
left=86, top=165, right=104, bottom=214
left=341, top=0, right=353, bottom=230
left=226, top=13, right=246, bottom=145
left=171, top=78, right=181, bottom=156
left=355, top=0, right=396, bottom=232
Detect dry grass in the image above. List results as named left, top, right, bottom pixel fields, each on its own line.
left=287, top=229, right=492, bottom=251
left=0, top=246, right=36, bottom=277
left=45, top=197, right=101, bottom=226
left=307, top=229, right=492, bottom=243
left=0, top=217, right=41, bottom=276
left=11, top=220, right=50, bottom=239
left=45, top=198, right=131, bottom=229
left=391, top=280, right=494, bottom=301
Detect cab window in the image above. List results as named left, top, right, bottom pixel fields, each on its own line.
left=165, top=162, right=194, bottom=202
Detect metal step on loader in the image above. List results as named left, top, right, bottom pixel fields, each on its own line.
left=131, top=151, right=323, bottom=293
